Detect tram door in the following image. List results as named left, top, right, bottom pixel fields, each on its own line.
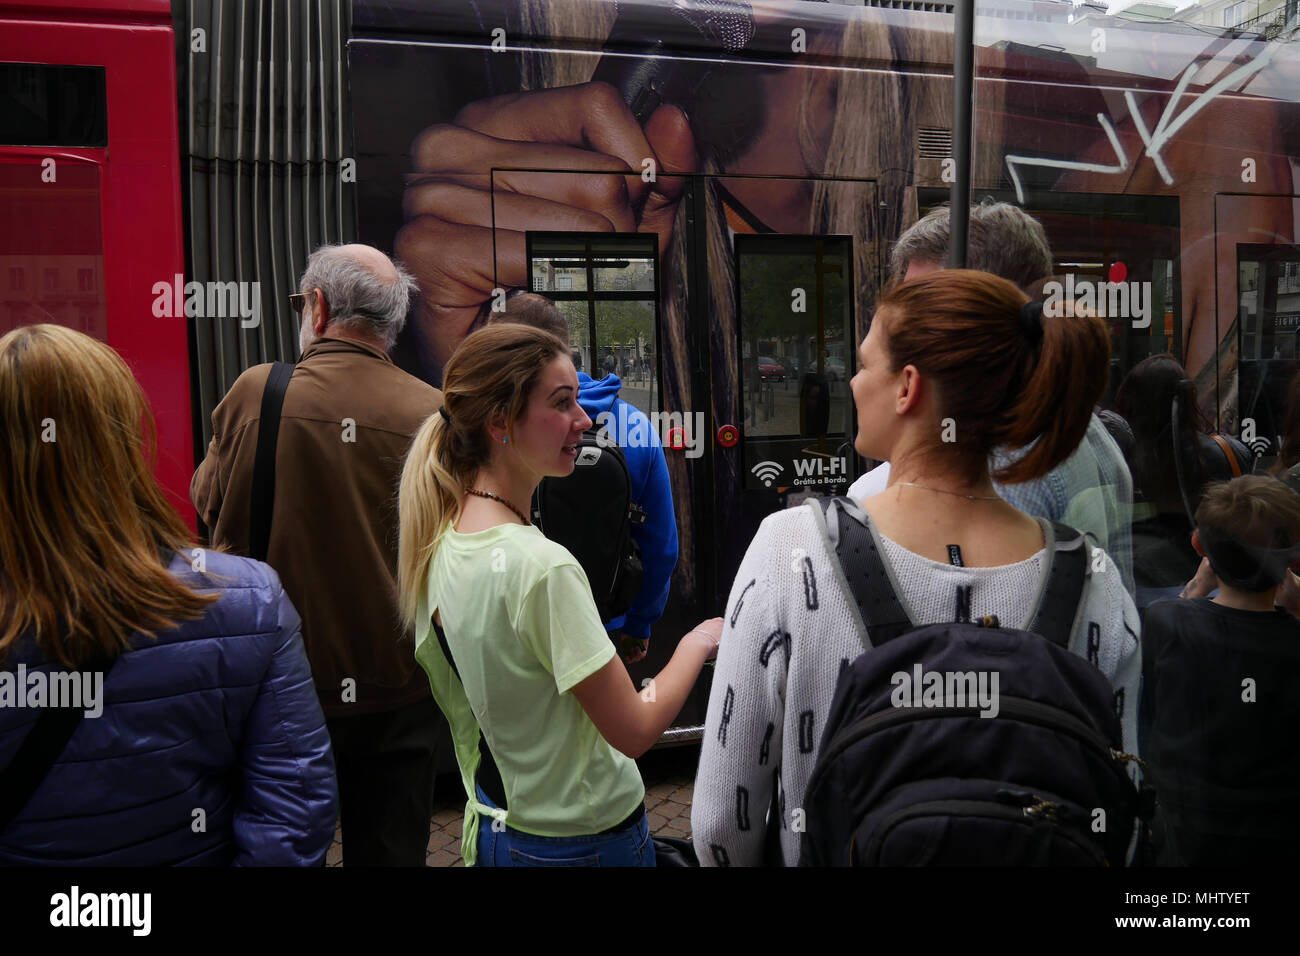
left=502, top=174, right=875, bottom=729
left=719, top=231, right=864, bottom=611
left=701, top=177, right=877, bottom=646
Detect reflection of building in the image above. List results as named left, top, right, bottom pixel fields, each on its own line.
left=530, top=256, right=653, bottom=294
left=1171, top=0, right=1296, bottom=32
left=1106, top=0, right=1179, bottom=19
left=0, top=255, right=105, bottom=337
left=1240, top=257, right=1300, bottom=359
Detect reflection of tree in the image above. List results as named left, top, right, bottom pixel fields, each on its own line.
left=594, top=299, right=654, bottom=350
left=738, top=254, right=847, bottom=363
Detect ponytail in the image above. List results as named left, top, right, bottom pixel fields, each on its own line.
left=397, top=413, right=463, bottom=630
left=994, top=297, right=1109, bottom=484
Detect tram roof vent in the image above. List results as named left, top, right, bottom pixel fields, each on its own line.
left=917, top=128, right=953, bottom=160
left=861, top=1, right=956, bottom=14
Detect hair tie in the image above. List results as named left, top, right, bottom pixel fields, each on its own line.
left=438, top=406, right=451, bottom=424
left=1020, top=300, right=1044, bottom=344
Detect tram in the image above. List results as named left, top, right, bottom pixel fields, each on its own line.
left=2, top=0, right=1297, bottom=732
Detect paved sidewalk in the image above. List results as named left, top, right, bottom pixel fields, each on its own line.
left=326, top=743, right=700, bottom=867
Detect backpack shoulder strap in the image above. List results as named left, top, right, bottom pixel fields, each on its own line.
left=1209, top=433, right=1244, bottom=477
left=808, top=496, right=913, bottom=646
left=0, top=654, right=117, bottom=835
left=1029, top=521, right=1089, bottom=649
left=432, top=619, right=507, bottom=810
left=249, top=361, right=294, bottom=562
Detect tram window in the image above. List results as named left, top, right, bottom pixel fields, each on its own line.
left=735, top=235, right=854, bottom=494
left=527, top=233, right=659, bottom=417
left=1237, top=244, right=1300, bottom=469
left=0, top=159, right=105, bottom=339
left=916, top=188, right=1181, bottom=408
left=0, top=63, right=107, bottom=147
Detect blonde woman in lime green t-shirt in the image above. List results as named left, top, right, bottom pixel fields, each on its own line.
left=398, top=323, right=722, bottom=866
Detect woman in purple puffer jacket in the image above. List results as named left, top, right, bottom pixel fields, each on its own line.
left=0, top=324, right=337, bottom=865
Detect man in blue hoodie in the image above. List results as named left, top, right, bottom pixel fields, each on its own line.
left=489, top=294, right=679, bottom=662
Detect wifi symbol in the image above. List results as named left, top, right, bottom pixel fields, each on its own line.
left=1240, top=419, right=1270, bottom=458
left=751, top=460, right=784, bottom=487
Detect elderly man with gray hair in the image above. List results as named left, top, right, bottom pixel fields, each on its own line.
left=848, top=202, right=1135, bottom=598
left=193, top=243, right=446, bottom=865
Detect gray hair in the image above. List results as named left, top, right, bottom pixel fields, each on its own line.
left=888, top=201, right=1053, bottom=291
left=486, top=292, right=571, bottom=344
left=299, top=245, right=417, bottom=350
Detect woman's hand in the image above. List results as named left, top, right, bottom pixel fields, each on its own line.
left=395, top=82, right=698, bottom=374
left=684, top=618, right=723, bottom=660
left=573, top=616, right=722, bottom=758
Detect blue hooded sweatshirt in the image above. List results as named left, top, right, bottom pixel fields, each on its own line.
left=576, top=372, right=679, bottom=639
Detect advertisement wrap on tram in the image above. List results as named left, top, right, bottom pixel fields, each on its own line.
left=2, top=0, right=1298, bottom=733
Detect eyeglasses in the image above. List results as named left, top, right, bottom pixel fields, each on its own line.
left=289, top=291, right=314, bottom=316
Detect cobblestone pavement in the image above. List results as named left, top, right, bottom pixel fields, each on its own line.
left=326, top=743, right=700, bottom=867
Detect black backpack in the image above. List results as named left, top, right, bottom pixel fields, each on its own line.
left=532, top=427, right=646, bottom=624
left=799, top=497, right=1152, bottom=867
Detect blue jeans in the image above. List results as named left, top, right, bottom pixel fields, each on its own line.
left=474, top=786, right=655, bottom=867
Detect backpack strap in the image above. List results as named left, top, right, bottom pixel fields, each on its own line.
left=0, top=653, right=116, bottom=835
left=432, top=619, right=508, bottom=810
left=248, top=361, right=294, bottom=562
left=1029, top=522, right=1089, bottom=649
left=814, top=500, right=1089, bottom=650
left=810, top=497, right=913, bottom=646
left=1209, top=434, right=1244, bottom=477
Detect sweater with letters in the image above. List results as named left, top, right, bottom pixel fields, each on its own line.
left=692, top=504, right=1141, bottom=866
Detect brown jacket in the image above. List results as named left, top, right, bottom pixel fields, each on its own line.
left=191, top=336, right=442, bottom=718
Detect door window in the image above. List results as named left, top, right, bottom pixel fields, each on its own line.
left=528, top=233, right=660, bottom=417
left=735, top=235, right=855, bottom=493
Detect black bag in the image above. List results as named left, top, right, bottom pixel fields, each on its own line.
left=533, top=428, right=646, bottom=623
left=652, top=836, right=698, bottom=867
left=0, top=653, right=116, bottom=835
left=799, top=497, right=1152, bottom=867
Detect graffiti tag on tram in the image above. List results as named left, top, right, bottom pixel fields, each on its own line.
left=1005, top=41, right=1283, bottom=204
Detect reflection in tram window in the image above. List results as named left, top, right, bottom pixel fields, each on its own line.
left=0, top=160, right=106, bottom=339
left=1237, top=245, right=1300, bottom=472
left=918, top=189, right=1182, bottom=410
left=527, top=233, right=659, bottom=418
left=1115, top=355, right=1255, bottom=608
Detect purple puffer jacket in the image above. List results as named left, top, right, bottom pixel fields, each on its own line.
left=0, top=550, right=337, bottom=865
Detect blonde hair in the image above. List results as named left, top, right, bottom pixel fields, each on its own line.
left=397, top=324, right=568, bottom=628
left=0, top=325, right=216, bottom=666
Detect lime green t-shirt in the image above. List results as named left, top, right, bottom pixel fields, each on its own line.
left=414, top=521, right=646, bottom=865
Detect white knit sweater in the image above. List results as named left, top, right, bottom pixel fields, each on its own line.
left=691, top=504, right=1141, bottom=867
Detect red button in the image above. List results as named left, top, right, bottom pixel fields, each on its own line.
left=717, top=424, right=739, bottom=448
left=666, top=427, right=686, bottom=450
